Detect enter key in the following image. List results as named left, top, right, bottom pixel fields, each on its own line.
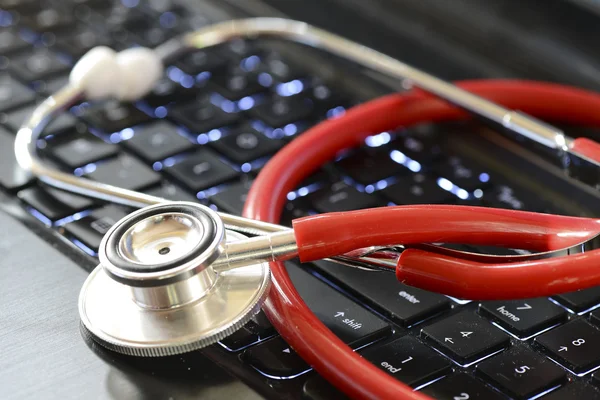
left=286, top=263, right=392, bottom=348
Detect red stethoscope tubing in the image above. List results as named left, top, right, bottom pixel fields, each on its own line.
left=243, top=80, right=600, bottom=400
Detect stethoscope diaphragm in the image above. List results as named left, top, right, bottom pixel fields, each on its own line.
left=78, top=202, right=271, bottom=357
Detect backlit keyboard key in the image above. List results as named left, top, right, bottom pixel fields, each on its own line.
left=421, top=311, right=510, bottom=365
left=479, top=298, right=567, bottom=338
left=310, top=181, right=382, bottom=213
left=0, top=74, right=35, bottom=112
left=123, top=121, right=194, bottom=162
left=250, top=95, right=313, bottom=128
left=0, top=29, right=30, bottom=55
left=361, top=336, right=451, bottom=387
left=144, top=182, right=198, bottom=203
left=10, top=48, right=69, bottom=81
left=176, top=49, right=227, bottom=75
left=432, top=156, right=491, bottom=191
left=164, top=148, right=238, bottom=192
left=535, top=319, right=600, bottom=373
left=62, top=205, right=129, bottom=251
left=18, top=186, right=95, bottom=221
left=553, top=287, right=600, bottom=313
left=88, top=154, right=161, bottom=191
left=420, top=373, right=506, bottom=400
left=220, top=311, right=275, bottom=352
left=312, top=260, right=450, bottom=327
left=303, top=376, right=349, bottom=400
left=338, top=148, right=407, bottom=185
left=211, top=125, right=282, bottom=164
left=169, top=98, right=239, bottom=133
left=209, top=180, right=252, bottom=214
left=80, top=100, right=152, bottom=133
left=476, top=346, right=566, bottom=399
left=543, top=382, right=600, bottom=400
left=285, top=262, right=391, bottom=347
left=381, top=173, right=454, bottom=205
left=50, top=137, right=119, bottom=168
left=243, top=337, right=310, bottom=378
left=211, top=68, right=265, bottom=101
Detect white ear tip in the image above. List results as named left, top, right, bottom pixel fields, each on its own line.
left=70, top=46, right=120, bottom=100
left=115, top=47, right=163, bottom=101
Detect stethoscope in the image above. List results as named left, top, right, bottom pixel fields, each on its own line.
left=14, top=17, right=600, bottom=400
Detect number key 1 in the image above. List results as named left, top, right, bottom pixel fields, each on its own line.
left=535, top=319, right=600, bottom=374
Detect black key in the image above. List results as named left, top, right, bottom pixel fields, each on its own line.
left=543, top=382, right=600, bottom=400
left=381, top=173, right=454, bottom=205
left=10, top=48, right=69, bottom=81
left=165, top=148, right=238, bottom=192
left=476, top=346, right=566, bottom=399
left=420, top=373, right=506, bottom=400
left=360, top=336, right=451, bottom=387
left=258, top=53, right=304, bottom=83
left=210, top=180, right=252, bottom=214
left=0, top=29, right=30, bottom=55
left=243, top=336, right=310, bottom=378
left=144, top=182, right=198, bottom=203
left=535, top=319, right=600, bottom=373
left=80, top=100, right=152, bottom=133
left=21, top=7, right=74, bottom=34
left=553, top=287, right=600, bottom=313
left=211, top=69, right=265, bottom=101
left=49, top=137, right=119, bottom=168
left=392, top=134, right=443, bottom=164
left=310, top=181, right=383, bottom=213
left=250, top=95, right=313, bottom=128
left=485, top=184, right=540, bottom=211
left=56, top=26, right=113, bottom=59
left=35, top=74, right=69, bottom=97
left=338, top=148, right=407, bottom=185
left=421, top=311, right=510, bottom=365
left=120, top=14, right=180, bottom=48
left=88, top=155, right=161, bottom=191
left=285, top=263, right=391, bottom=347
left=176, top=50, right=227, bottom=75
left=432, top=155, right=491, bottom=191
left=591, top=311, right=600, bottom=326
left=220, top=311, right=275, bottom=352
left=479, top=298, right=567, bottom=338
left=62, top=205, right=128, bottom=251
left=124, top=121, right=194, bottom=162
left=169, top=98, right=239, bottom=133
left=3, top=105, right=83, bottom=136
left=312, top=260, right=450, bottom=327
left=0, top=127, right=32, bottom=190
left=18, top=186, right=95, bottom=221
left=0, top=74, right=35, bottom=112
left=280, top=199, right=311, bottom=226
left=211, top=125, right=283, bottom=164
left=142, top=76, right=196, bottom=108
left=303, top=375, right=349, bottom=400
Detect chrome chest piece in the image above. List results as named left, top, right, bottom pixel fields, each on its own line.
left=78, top=202, right=271, bottom=357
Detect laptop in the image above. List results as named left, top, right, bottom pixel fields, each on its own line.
left=2, top=0, right=600, bottom=399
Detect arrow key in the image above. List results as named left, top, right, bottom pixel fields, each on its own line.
left=479, top=298, right=567, bottom=338
left=243, top=336, right=310, bottom=378
left=421, top=311, right=510, bottom=365
left=535, top=319, right=600, bottom=373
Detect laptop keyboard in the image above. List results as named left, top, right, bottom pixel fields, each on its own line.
left=1, top=1, right=600, bottom=399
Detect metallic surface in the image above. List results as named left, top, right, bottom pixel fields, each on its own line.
left=99, top=203, right=226, bottom=287
left=79, top=229, right=271, bottom=357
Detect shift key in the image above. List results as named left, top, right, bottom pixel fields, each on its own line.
left=285, top=262, right=391, bottom=347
